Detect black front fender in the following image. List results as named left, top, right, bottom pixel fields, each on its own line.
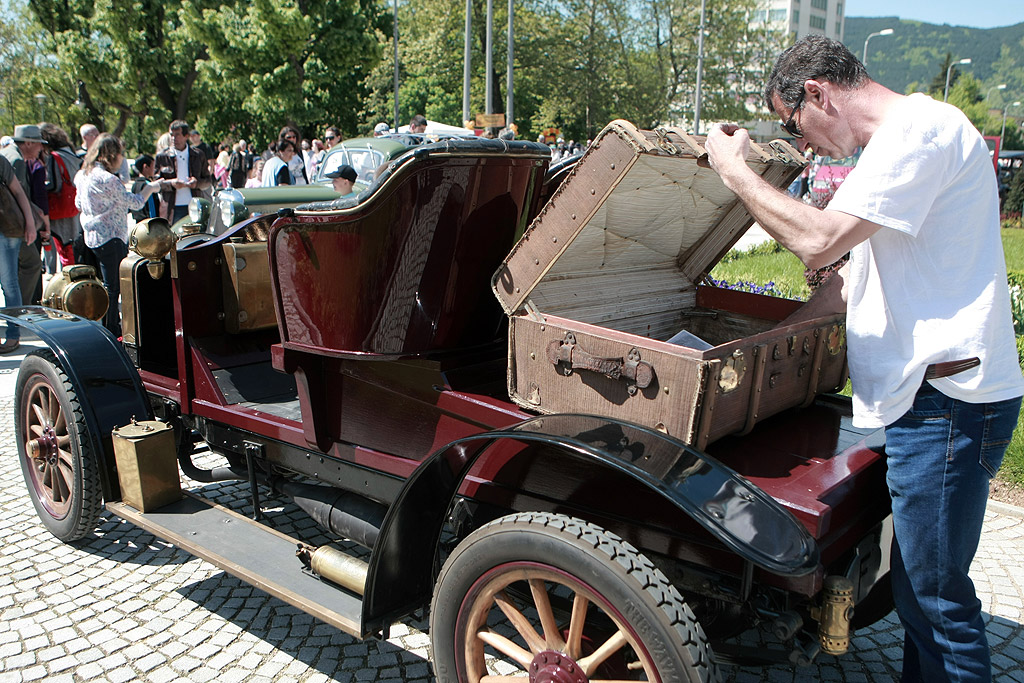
left=2, top=306, right=152, bottom=499
left=361, top=413, right=819, bottom=636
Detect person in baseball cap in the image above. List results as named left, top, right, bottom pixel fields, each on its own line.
left=326, top=164, right=358, bottom=196
left=373, top=122, right=390, bottom=137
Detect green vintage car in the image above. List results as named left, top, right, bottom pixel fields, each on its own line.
left=180, top=135, right=426, bottom=235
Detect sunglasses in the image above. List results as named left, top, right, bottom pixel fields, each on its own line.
left=781, top=88, right=806, bottom=139
left=325, top=135, right=336, bottom=141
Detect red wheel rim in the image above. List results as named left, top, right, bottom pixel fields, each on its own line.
left=454, top=561, right=661, bottom=682
left=22, top=376, right=75, bottom=520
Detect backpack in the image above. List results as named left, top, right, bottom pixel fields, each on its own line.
left=47, top=152, right=78, bottom=220
left=0, top=171, right=26, bottom=239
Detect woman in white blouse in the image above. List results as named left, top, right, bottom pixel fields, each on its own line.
left=74, top=133, right=163, bottom=337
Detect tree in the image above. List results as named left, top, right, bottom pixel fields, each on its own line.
left=185, top=0, right=388, bottom=144
left=0, top=2, right=83, bottom=135
left=928, top=52, right=966, bottom=100
left=1007, top=163, right=1024, bottom=217
left=28, top=0, right=214, bottom=144
left=647, top=0, right=782, bottom=128
left=372, top=0, right=783, bottom=144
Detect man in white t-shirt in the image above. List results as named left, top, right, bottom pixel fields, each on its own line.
left=705, top=35, right=1023, bottom=683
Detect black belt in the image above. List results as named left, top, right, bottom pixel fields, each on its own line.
left=924, top=357, right=980, bottom=380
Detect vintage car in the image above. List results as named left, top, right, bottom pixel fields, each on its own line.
left=9, top=129, right=892, bottom=682
left=182, top=134, right=439, bottom=235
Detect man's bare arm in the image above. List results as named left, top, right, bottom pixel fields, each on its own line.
left=704, top=124, right=881, bottom=269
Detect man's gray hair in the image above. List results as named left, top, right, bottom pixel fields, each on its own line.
left=764, top=35, right=871, bottom=115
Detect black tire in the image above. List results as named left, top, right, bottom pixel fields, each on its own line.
left=430, top=511, right=719, bottom=682
left=15, top=349, right=103, bottom=542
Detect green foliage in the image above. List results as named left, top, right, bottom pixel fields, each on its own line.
left=709, top=241, right=810, bottom=301
left=363, top=0, right=782, bottom=143
left=185, top=0, right=386, bottom=144
left=6, top=2, right=1022, bottom=157
left=0, top=5, right=81, bottom=136
left=1010, top=271, right=1024, bottom=336
left=1005, top=230, right=1024, bottom=272
left=1007, top=166, right=1024, bottom=216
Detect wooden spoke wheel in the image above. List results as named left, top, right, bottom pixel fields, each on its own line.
left=16, top=350, right=102, bottom=542
left=430, top=512, right=718, bottom=683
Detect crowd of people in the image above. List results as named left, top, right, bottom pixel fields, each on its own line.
left=0, top=112, right=579, bottom=352
left=0, top=116, right=427, bottom=348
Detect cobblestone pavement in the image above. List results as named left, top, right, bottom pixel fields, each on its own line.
left=1, top=341, right=1023, bottom=682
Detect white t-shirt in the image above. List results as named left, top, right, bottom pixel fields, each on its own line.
left=827, top=93, right=1024, bottom=428
left=261, top=157, right=290, bottom=187
left=173, top=146, right=191, bottom=207
left=287, top=154, right=307, bottom=185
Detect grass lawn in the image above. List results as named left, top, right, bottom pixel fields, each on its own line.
left=710, top=230, right=1024, bottom=489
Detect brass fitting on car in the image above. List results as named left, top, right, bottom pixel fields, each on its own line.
left=42, top=264, right=108, bottom=321
left=128, top=217, right=176, bottom=279
left=814, top=575, right=855, bottom=655
left=296, top=544, right=368, bottom=595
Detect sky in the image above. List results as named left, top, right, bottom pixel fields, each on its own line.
left=845, top=0, right=1024, bottom=29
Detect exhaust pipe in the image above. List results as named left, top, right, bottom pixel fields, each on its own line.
left=176, top=435, right=249, bottom=483
left=272, top=479, right=386, bottom=550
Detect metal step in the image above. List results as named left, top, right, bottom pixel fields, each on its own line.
left=107, top=493, right=364, bottom=637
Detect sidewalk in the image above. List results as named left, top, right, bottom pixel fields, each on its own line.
left=1, top=338, right=1022, bottom=681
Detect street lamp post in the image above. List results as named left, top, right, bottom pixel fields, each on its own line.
left=34, top=93, right=46, bottom=122
left=986, top=83, right=1008, bottom=101
left=862, top=28, right=893, bottom=67
left=944, top=58, right=971, bottom=102
left=1001, top=101, right=1021, bottom=141
left=982, top=84, right=1007, bottom=135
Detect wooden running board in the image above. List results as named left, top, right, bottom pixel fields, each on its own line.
left=107, top=492, right=365, bottom=637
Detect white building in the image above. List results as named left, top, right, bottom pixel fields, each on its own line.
left=751, top=0, right=846, bottom=42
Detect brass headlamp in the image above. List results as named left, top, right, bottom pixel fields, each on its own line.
left=42, top=265, right=108, bottom=321
left=128, top=217, right=176, bottom=279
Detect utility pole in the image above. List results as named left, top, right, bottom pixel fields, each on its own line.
left=693, top=0, right=706, bottom=134
left=393, top=0, right=400, bottom=129
left=463, top=0, right=472, bottom=128
left=506, top=0, right=513, bottom=130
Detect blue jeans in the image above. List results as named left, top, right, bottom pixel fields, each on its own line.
left=885, top=382, right=1022, bottom=683
left=0, top=235, right=23, bottom=341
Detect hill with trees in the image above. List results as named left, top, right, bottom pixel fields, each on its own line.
left=843, top=17, right=1024, bottom=148
left=843, top=17, right=1024, bottom=98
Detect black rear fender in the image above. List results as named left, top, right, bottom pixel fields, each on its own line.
left=1, top=307, right=152, bottom=499
left=360, top=413, right=818, bottom=636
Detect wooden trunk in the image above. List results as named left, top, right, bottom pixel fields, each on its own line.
left=492, top=120, right=847, bottom=449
